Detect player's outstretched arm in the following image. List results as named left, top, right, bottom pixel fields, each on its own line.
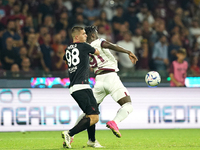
left=101, top=40, right=138, bottom=64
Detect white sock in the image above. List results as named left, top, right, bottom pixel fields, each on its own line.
left=74, top=113, right=85, bottom=126
left=113, top=102, right=133, bottom=124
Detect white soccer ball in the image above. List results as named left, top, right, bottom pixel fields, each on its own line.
left=145, top=71, right=161, bottom=87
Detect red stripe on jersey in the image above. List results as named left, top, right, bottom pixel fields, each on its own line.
left=101, top=41, right=105, bottom=48
left=95, top=68, right=115, bottom=74
left=124, top=92, right=128, bottom=96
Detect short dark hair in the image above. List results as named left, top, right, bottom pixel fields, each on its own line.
left=85, top=25, right=97, bottom=40
left=71, top=26, right=84, bottom=38
left=158, top=33, right=166, bottom=39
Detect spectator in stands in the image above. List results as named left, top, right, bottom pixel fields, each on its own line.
left=190, top=56, right=200, bottom=76
left=3, top=0, right=16, bottom=16
left=16, top=46, right=28, bottom=68
left=168, top=34, right=182, bottom=63
left=168, top=15, right=185, bottom=32
left=150, top=19, right=168, bottom=47
left=27, top=0, right=40, bottom=20
left=70, top=0, right=84, bottom=16
left=51, top=45, right=66, bottom=71
left=63, top=0, right=72, bottom=12
left=10, top=63, right=20, bottom=78
left=180, top=28, right=191, bottom=57
left=132, top=28, right=143, bottom=50
left=115, top=24, right=129, bottom=42
left=38, top=26, right=48, bottom=45
left=54, top=0, right=68, bottom=22
left=117, top=31, right=135, bottom=76
left=142, top=20, right=152, bottom=40
left=97, top=24, right=106, bottom=40
left=40, top=33, right=53, bottom=72
left=2, top=19, right=23, bottom=49
left=59, top=29, right=70, bottom=46
left=38, top=0, right=53, bottom=25
left=152, top=34, right=169, bottom=71
left=51, top=33, right=62, bottom=53
left=43, top=15, right=55, bottom=36
left=22, top=15, right=35, bottom=43
left=94, top=11, right=112, bottom=37
left=98, top=0, right=115, bottom=21
left=22, top=3, right=29, bottom=17
left=26, top=33, right=48, bottom=71
left=124, top=1, right=139, bottom=34
left=22, top=16, right=34, bottom=36
left=21, top=57, right=34, bottom=77
left=97, top=24, right=113, bottom=42
left=189, top=18, right=200, bottom=38
left=68, top=5, right=84, bottom=28
left=169, top=48, right=188, bottom=87
left=72, top=13, right=87, bottom=28
left=83, top=0, right=100, bottom=25
left=112, top=5, right=128, bottom=36
left=167, top=0, right=179, bottom=21
left=154, top=0, right=168, bottom=22
left=55, top=12, right=68, bottom=33
left=136, top=3, right=155, bottom=25
left=191, top=42, right=200, bottom=57
left=135, top=39, right=149, bottom=70
left=9, top=3, right=26, bottom=28
left=1, top=37, right=18, bottom=70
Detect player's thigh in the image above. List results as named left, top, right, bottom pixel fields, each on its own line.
left=93, top=80, right=107, bottom=104
left=107, top=74, right=130, bottom=102
left=71, top=89, right=99, bottom=115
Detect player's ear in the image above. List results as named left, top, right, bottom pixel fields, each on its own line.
left=91, top=33, right=95, bottom=39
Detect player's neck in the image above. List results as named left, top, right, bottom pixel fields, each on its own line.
left=73, top=40, right=82, bottom=43
left=177, top=59, right=184, bottom=63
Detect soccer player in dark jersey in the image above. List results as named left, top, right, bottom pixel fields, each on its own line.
left=61, top=26, right=100, bottom=148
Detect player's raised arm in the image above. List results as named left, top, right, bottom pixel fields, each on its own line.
left=101, top=40, right=138, bottom=64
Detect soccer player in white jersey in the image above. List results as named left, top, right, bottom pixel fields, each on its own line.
left=75, top=26, right=138, bottom=148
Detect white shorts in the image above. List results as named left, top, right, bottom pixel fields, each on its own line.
left=93, top=72, right=129, bottom=104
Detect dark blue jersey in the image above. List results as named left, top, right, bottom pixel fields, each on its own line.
left=65, top=42, right=96, bottom=87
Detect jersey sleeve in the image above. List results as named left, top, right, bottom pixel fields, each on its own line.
left=84, top=43, right=96, bottom=54
left=100, top=38, right=106, bottom=48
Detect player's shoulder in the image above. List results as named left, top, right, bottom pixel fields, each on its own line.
left=82, top=42, right=92, bottom=47
left=183, top=60, right=188, bottom=66
left=91, top=38, right=105, bottom=46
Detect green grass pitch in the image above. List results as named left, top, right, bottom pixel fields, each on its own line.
left=0, top=129, right=199, bottom=150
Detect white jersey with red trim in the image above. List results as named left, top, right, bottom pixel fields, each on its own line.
left=89, top=38, right=119, bottom=74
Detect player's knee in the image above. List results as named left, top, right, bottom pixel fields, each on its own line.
left=123, top=102, right=133, bottom=114
left=93, top=115, right=99, bottom=123
left=88, top=115, right=99, bottom=125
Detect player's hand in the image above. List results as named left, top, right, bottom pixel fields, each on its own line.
left=128, top=52, right=138, bottom=64
left=176, top=82, right=184, bottom=87
left=44, top=67, right=50, bottom=72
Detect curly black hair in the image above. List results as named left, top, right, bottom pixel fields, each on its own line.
left=85, top=25, right=97, bottom=40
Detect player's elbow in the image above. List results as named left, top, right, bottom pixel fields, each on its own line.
left=169, top=73, right=174, bottom=78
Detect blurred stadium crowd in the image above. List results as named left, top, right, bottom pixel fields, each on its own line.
left=0, top=0, right=200, bottom=78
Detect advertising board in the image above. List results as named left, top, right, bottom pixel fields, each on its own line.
left=0, top=88, right=199, bottom=132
